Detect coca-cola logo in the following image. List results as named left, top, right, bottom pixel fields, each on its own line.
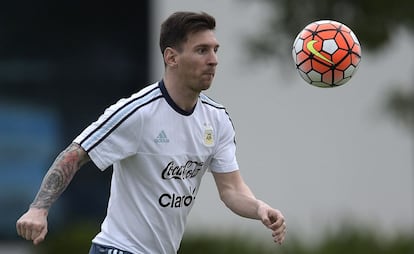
left=161, top=160, right=203, bottom=180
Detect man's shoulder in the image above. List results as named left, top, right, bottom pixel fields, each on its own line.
left=131, top=82, right=162, bottom=99
left=199, top=93, right=226, bottom=111
left=105, top=82, right=162, bottom=119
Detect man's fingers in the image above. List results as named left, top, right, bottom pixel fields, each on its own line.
left=261, top=216, right=272, bottom=228
left=268, top=213, right=285, bottom=231
left=17, top=219, right=46, bottom=243
left=272, top=222, right=286, bottom=234
left=29, top=230, right=38, bottom=241
left=257, top=205, right=287, bottom=245
left=273, top=233, right=286, bottom=244
left=16, top=222, right=24, bottom=238
left=262, top=210, right=283, bottom=227
left=272, top=222, right=287, bottom=244
left=33, top=228, right=47, bottom=245
left=16, top=208, right=49, bottom=245
left=23, top=225, right=41, bottom=241
left=17, top=221, right=32, bottom=240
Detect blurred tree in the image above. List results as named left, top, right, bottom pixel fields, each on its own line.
left=384, top=87, right=414, bottom=132
left=246, top=0, right=414, bottom=58
left=178, top=228, right=414, bottom=254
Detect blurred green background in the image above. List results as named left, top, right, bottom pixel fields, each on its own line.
left=30, top=221, right=414, bottom=253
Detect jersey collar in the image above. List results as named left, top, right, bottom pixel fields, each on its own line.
left=159, top=80, right=196, bottom=116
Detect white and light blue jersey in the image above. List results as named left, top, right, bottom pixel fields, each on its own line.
left=73, top=80, right=238, bottom=254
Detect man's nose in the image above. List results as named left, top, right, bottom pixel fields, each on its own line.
left=208, top=51, right=218, bottom=66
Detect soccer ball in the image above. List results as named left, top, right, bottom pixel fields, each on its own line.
left=292, top=20, right=361, bottom=88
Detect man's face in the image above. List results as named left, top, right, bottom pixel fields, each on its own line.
left=175, top=30, right=219, bottom=92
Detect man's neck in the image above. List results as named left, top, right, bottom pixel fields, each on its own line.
left=163, top=76, right=199, bottom=112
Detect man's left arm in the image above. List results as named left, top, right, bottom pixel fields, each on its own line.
left=212, top=170, right=287, bottom=244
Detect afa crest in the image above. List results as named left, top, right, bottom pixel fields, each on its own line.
left=203, top=123, right=214, bottom=147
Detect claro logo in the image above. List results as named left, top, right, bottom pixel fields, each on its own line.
left=159, top=186, right=198, bottom=208
left=158, top=192, right=196, bottom=208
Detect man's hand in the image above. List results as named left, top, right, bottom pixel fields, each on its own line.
left=258, top=202, right=287, bottom=244
left=16, top=143, right=89, bottom=245
left=16, top=208, right=48, bottom=245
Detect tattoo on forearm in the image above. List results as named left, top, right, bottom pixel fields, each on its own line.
left=30, top=143, right=89, bottom=210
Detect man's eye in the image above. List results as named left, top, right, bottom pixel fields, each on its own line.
left=197, top=48, right=207, bottom=54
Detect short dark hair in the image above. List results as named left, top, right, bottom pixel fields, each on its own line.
left=159, top=11, right=216, bottom=54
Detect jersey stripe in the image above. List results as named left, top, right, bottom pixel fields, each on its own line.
left=200, top=94, right=235, bottom=131
left=79, top=86, right=162, bottom=152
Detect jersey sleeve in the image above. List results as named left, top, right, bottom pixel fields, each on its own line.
left=209, top=111, right=239, bottom=173
left=73, top=97, right=142, bottom=170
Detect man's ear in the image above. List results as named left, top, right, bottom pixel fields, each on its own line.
left=164, top=47, right=178, bottom=67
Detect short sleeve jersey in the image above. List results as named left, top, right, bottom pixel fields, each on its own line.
left=73, top=81, right=239, bottom=254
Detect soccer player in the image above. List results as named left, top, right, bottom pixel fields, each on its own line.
left=16, top=11, right=287, bottom=253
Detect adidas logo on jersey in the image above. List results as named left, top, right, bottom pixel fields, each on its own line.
left=154, top=130, right=170, bottom=144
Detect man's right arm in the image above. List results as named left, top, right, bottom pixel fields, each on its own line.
left=16, top=142, right=90, bottom=245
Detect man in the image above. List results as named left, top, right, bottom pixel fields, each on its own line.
left=16, top=11, right=287, bottom=253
